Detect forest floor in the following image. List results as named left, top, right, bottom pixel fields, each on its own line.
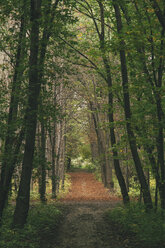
left=42, top=171, right=136, bottom=248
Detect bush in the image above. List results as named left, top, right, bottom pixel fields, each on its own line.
left=28, top=204, right=62, bottom=233
left=0, top=204, right=62, bottom=248
left=105, top=203, right=165, bottom=247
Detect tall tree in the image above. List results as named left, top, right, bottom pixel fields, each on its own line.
left=13, top=0, right=43, bottom=227
left=13, top=0, right=61, bottom=227
left=0, top=0, right=28, bottom=221
left=113, top=1, right=153, bottom=209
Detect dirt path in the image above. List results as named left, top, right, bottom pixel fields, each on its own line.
left=43, top=171, right=126, bottom=248
left=53, top=202, right=126, bottom=248
left=60, top=171, right=120, bottom=202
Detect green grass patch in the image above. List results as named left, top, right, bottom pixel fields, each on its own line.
left=105, top=203, right=165, bottom=247
left=0, top=204, right=62, bottom=248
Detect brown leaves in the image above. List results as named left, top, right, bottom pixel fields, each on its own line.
left=60, top=172, right=120, bottom=202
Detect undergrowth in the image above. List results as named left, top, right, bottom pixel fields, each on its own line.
left=105, top=203, right=165, bottom=248
left=10, top=173, right=71, bottom=203
left=0, top=204, right=62, bottom=248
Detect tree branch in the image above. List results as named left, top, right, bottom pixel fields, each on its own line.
left=58, top=35, right=106, bottom=81
left=149, top=0, right=165, bottom=30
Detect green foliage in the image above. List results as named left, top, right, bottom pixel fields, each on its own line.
left=80, top=143, right=91, bottom=161
left=105, top=203, right=165, bottom=247
left=0, top=204, right=62, bottom=248
left=71, top=156, right=97, bottom=173
left=83, top=161, right=96, bottom=172
left=27, top=204, right=62, bottom=234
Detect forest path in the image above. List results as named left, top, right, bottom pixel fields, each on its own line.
left=60, top=171, right=120, bottom=202
left=41, top=172, right=132, bottom=248
left=44, top=171, right=129, bottom=248
left=53, top=202, right=124, bottom=248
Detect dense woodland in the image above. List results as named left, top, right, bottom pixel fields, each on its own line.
left=0, top=0, right=165, bottom=236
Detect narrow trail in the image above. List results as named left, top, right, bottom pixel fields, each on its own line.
left=44, top=171, right=128, bottom=248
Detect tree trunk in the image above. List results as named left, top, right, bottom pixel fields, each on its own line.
left=121, top=0, right=165, bottom=209
left=55, top=121, right=63, bottom=193
left=13, top=0, right=60, bottom=227
left=113, top=2, right=153, bottom=209
left=105, top=159, right=114, bottom=189
left=39, top=120, right=47, bottom=203
left=13, top=0, right=42, bottom=227
left=105, top=125, right=114, bottom=189
left=89, top=102, right=107, bottom=186
left=97, top=0, right=129, bottom=203
left=50, top=124, right=57, bottom=199
left=0, top=10, right=26, bottom=221
left=67, top=157, right=71, bottom=171
left=61, top=119, right=66, bottom=190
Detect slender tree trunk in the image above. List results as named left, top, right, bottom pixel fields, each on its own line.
left=40, top=120, right=47, bottom=202
left=50, top=85, right=58, bottom=199
left=156, top=84, right=165, bottom=209
left=155, top=179, right=158, bottom=211
left=106, top=64, right=129, bottom=204
left=122, top=1, right=164, bottom=209
left=97, top=0, right=129, bottom=203
left=13, top=0, right=60, bottom=226
left=126, top=163, right=129, bottom=192
left=0, top=11, right=26, bottom=221
left=61, top=119, right=66, bottom=190
left=67, top=157, right=71, bottom=171
left=50, top=124, right=57, bottom=199
left=105, top=159, right=114, bottom=189
left=13, top=0, right=42, bottom=227
left=55, top=121, right=63, bottom=193
left=105, top=119, right=114, bottom=189
left=113, top=2, right=153, bottom=209
left=150, top=27, right=165, bottom=208
left=140, top=41, right=165, bottom=208
left=89, top=102, right=107, bottom=186
left=35, top=0, right=60, bottom=202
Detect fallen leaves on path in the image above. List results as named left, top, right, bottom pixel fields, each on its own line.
left=60, top=172, right=120, bottom=202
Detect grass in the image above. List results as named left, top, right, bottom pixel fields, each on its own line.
left=0, top=204, right=62, bottom=248
left=105, top=202, right=165, bottom=248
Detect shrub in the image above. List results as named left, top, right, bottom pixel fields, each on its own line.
left=105, top=203, right=165, bottom=247
left=0, top=204, right=62, bottom=248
